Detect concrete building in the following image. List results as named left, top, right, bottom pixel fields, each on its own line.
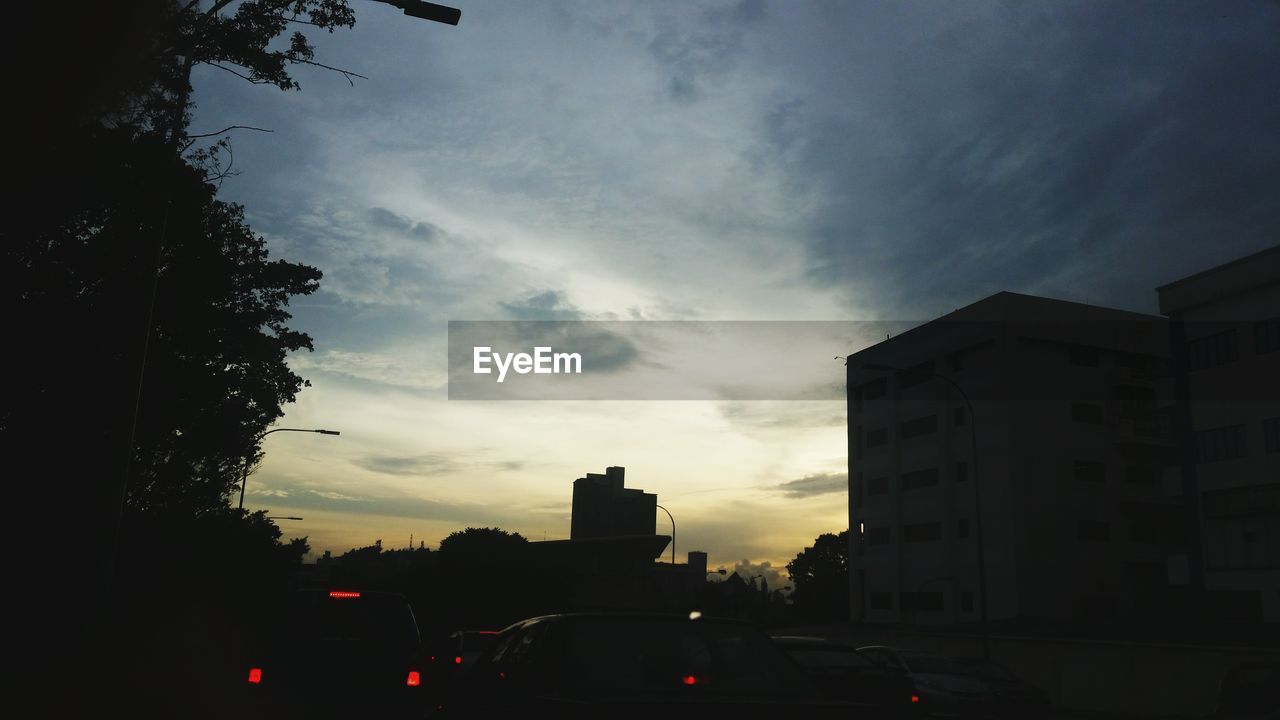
left=570, top=466, right=657, bottom=539
left=1157, top=245, right=1280, bottom=622
left=846, top=292, right=1183, bottom=625
left=531, top=466, right=707, bottom=611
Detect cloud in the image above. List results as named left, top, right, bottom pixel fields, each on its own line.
left=712, top=558, right=789, bottom=592
left=352, top=453, right=526, bottom=477
left=761, top=1, right=1280, bottom=317
left=366, top=206, right=442, bottom=242
left=500, top=290, right=583, bottom=320
left=775, top=472, right=847, bottom=499
left=289, top=349, right=447, bottom=391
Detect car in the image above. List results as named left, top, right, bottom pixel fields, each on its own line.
left=858, top=646, right=990, bottom=718
left=771, top=635, right=924, bottom=717
left=1215, top=663, right=1280, bottom=720
left=425, top=629, right=501, bottom=689
left=240, top=588, right=427, bottom=719
left=431, top=612, right=899, bottom=719
left=955, top=658, right=1052, bottom=719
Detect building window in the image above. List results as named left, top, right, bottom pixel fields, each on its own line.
left=957, top=518, right=970, bottom=539
left=1187, top=329, right=1238, bottom=371
left=898, top=360, right=936, bottom=390
left=900, top=592, right=944, bottom=612
left=956, top=461, right=969, bottom=482
left=868, top=476, right=889, bottom=496
left=902, top=468, right=940, bottom=491
left=901, top=415, right=938, bottom=439
left=1068, top=345, right=1101, bottom=367
left=866, top=427, right=889, bottom=448
left=1078, top=519, right=1110, bottom=542
left=1071, top=403, right=1104, bottom=424
left=1265, top=417, right=1280, bottom=454
left=903, top=522, right=941, bottom=543
left=867, top=527, right=891, bottom=546
left=1125, top=466, right=1159, bottom=486
left=1074, top=461, right=1106, bottom=483
left=868, top=592, right=892, bottom=610
left=1255, top=318, right=1280, bottom=355
left=1128, top=519, right=1160, bottom=544
left=862, top=377, right=887, bottom=400
left=954, top=406, right=966, bottom=426
left=960, top=592, right=974, bottom=612
left=1196, top=424, right=1248, bottom=464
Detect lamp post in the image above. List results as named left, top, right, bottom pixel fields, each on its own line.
left=862, top=363, right=991, bottom=660
left=240, top=428, right=340, bottom=510
left=656, top=504, right=675, bottom=566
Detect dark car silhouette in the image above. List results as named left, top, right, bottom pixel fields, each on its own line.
left=430, top=612, right=897, bottom=719
left=1215, top=663, right=1280, bottom=720
left=858, top=646, right=990, bottom=718
left=425, top=629, right=500, bottom=689
left=771, top=635, right=924, bottom=717
left=241, top=589, right=426, bottom=719
left=956, top=658, right=1052, bottom=719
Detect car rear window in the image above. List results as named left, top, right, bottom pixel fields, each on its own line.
left=900, top=652, right=964, bottom=674
left=559, top=618, right=812, bottom=699
left=787, top=648, right=875, bottom=669
left=278, top=592, right=419, bottom=656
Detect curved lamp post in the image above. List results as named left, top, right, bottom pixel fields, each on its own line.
left=656, top=504, right=675, bottom=566
left=863, top=363, right=990, bottom=660
left=239, top=428, right=340, bottom=509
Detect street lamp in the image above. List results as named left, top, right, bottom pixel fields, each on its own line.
left=862, top=362, right=991, bottom=660
left=239, top=428, right=340, bottom=510
left=656, top=504, right=675, bottom=566
left=373, top=0, right=462, bottom=24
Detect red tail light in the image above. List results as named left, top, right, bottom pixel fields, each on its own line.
left=406, top=670, right=421, bottom=687
left=454, top=655, right=463, bottom=665
left=911, top=694, right=920, bottom=703
left=247, top=667, right=262, bottom=684
left=328, top=590, right=361, bottom=599
left=681, top=675, right=698, bottom=686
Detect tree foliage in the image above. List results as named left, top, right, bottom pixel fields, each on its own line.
left=786, top=531, right=850, bottom=623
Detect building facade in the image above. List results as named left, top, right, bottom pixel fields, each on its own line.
left=1157, top=245, right=1280, bottom=622
left=846, top=292, right=1182, bottom=625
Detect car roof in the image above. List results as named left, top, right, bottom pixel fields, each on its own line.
left=291, top=588, right=410, bottom=600
left=772, top=636, right=860, bottom=649
left=501, top=611, right=755, bottom=632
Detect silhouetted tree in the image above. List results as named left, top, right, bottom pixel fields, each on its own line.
left=786, top=531, right=850, bottom=623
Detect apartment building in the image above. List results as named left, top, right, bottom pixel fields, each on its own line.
left=846, top=292, right=1181, bottom=624
left=1157, top=245, right=1280, bottom=622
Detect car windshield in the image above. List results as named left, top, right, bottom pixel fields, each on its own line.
left=900, top=652, right=966, bottom=675
left=786, top=647, right=875, bottom=669
left=559, top=617, right=813, bottom=699
left=277, top=592, right=420, bottom=658
left=959, top=659, right=1018, bottom=681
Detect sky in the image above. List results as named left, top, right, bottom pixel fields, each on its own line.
left=189, top=0, right=1280, bottom=575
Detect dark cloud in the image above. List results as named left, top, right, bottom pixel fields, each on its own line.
left=776, top=472, right=847, bottom=499
left=367, top=206, right=442, bottom=242
left=765, top=1, right=1280, bottom=317
left=248, top=483, right=496, bottom=524
left=499, top=290, right=583, bottom=320
left=647, top=0, right=767, bottom=103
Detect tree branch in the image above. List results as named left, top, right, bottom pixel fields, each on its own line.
left=294, top=59, right=369, bottom=86
left=186, top=125, right=274, bottom=140
left=199, top=61, right=274, bottom=84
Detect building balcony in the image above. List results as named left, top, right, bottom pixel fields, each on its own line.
left=1107, top=407, right=1176, bottom=447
